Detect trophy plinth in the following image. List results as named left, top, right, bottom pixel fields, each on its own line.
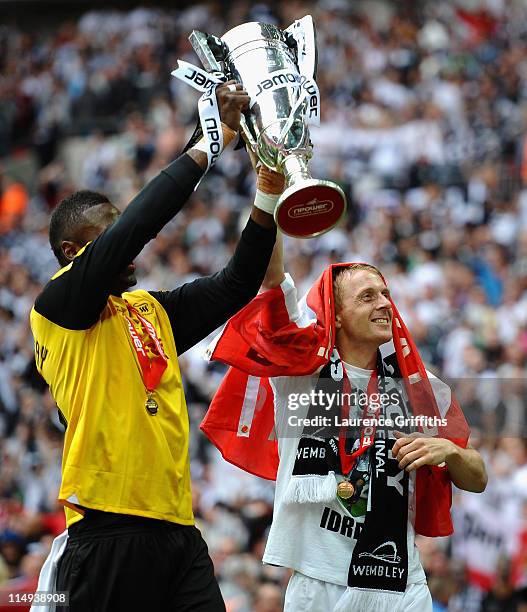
left=276, top=157, right=346, bottom=238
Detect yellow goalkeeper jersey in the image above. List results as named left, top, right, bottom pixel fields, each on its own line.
left=30, top=279, right=193, bottom=528
left=28, top=155, right=276, bottom=530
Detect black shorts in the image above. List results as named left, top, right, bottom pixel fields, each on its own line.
left=56, top=510, right=225, bottom=612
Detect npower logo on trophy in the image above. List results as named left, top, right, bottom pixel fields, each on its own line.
left=287, top=199, right=334, bottom=219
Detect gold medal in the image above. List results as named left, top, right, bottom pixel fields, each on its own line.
left=145, top=395, right=158, bottom=415
left=337, top=481, right=355, bottom=500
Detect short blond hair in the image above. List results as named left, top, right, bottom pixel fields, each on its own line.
left=333, top=264, right=384, bottom=313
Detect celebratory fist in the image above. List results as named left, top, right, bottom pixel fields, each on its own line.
left=392, top=431, right=455, bottom=472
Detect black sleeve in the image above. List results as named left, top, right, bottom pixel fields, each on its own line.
left=34, top=154, right=204, bottom=329
left=150, top=217, right=276, bottom=355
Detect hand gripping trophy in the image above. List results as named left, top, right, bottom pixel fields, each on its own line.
left=172, top=16, right=347, bottom=238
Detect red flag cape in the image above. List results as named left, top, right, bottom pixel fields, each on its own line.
left=201, top=263, right=470, bottom=536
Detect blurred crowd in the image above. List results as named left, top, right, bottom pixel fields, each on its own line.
left=2, top=0, right=527, bottom=610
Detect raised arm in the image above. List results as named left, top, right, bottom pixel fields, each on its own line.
left=255, top=154, right=286, bottom=289
left=35, top=83, right=250, bottom=329
left=262, top=229, right=285, bottom=290
left=151, top=163, right=283, bottom=354
left=70, top=154, right=205, bottom=291
left=72, top=83, right=250, bottom=291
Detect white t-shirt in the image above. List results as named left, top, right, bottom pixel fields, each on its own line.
left=263, top=363, right=426, bottom=587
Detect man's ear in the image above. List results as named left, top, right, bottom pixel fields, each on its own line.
left=61, top=240, right=81, bottom=263
left=335, top=314, right=342, bottom=329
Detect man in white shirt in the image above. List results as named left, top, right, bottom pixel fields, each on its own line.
left=261, top=251, right=487, bottom=611
left=205, top=246, right=488, bottom=612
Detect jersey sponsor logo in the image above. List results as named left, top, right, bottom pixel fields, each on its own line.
left=319, top=506, right=362, bottom=541
left=135, top=302, right=151, bottom=315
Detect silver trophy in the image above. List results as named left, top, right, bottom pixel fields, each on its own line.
left=189, top=17, right=346, bottom=238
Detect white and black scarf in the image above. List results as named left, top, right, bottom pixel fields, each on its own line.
left=283, top=349, right=411, bottom=610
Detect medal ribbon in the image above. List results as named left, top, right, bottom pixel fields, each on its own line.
left=339, top=369, right=381, bottom=475
left=124, top=303, right=168, bottom=393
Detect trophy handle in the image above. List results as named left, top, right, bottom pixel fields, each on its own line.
left=285, top=15, right=318, bottom=81
left=189, top=30, right=257, bottom=151
left=189, top=30, right=223, bottom=72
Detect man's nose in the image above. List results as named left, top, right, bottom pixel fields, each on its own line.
left=376, top=294, right=392, bottom=309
